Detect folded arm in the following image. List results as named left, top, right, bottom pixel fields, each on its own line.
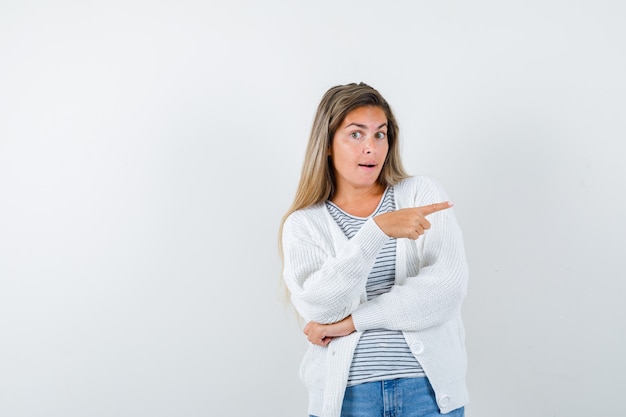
left=352, top=192, right=468, bottom=332
left=282, top=209, right=389, bottom=324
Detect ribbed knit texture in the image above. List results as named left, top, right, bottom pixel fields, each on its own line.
left=326, top=187, right=425, bottom=386
left=282, top=176, right=469, bottom=417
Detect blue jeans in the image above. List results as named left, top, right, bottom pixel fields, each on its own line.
left=310, top=377, right=464, bottom=417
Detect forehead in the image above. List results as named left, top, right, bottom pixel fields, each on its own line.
left=341, top=106, right=387, bottom=126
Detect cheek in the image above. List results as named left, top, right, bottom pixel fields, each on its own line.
left=333, top=143, right=354, bottom=162
left=381, top=142, right=390, bottom=157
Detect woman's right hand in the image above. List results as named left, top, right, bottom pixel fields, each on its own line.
left=304, top=316, right=356, bottom=346
left=373, top=202, right=453, bottom=240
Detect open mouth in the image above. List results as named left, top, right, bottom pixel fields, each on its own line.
left=359, top=163, right=376, bottom=168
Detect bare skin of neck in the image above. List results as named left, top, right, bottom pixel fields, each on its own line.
left=331, top=183, right=386, bottom=217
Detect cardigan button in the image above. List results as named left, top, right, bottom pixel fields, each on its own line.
left=410, top=341, right=425, bottom=354
left=438, top=395, right=451, bottom=408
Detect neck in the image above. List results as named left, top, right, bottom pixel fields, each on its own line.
left=331, top=183, right=386, bottom=217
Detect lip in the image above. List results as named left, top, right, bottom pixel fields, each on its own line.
left=358, top=161, right=377, bottom=168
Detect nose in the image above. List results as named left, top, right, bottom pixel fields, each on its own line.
left=363, top=136, right=375, bottom=154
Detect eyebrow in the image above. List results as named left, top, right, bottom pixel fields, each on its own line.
left=344, top=122, right=388, bottom=130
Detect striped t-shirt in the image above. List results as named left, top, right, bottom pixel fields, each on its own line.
left=326, top=186, right=425, bottom=386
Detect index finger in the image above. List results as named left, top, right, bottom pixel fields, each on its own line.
left=417, top=201, right=453, bottom=216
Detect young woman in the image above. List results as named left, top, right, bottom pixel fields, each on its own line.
left=280, top=82, right=468, bottom=417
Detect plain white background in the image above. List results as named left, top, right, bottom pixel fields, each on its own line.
left=1, top=1, right=625, bottom=416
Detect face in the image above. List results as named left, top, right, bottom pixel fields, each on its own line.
left=329, top=105, right=389, bottom=194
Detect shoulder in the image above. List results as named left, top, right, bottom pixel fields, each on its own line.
left=285, top=202, right=326, bottom=224
left=282, top=202, right=328, bottom=237
left=394, top=176, right=449, bottom=206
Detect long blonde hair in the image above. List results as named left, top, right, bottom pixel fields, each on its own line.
left=278, top=82, right=410, bottom=290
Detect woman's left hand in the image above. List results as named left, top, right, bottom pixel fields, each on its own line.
left=304, top=316, right=356, bottom=346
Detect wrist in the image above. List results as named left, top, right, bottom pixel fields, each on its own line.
left=341, top=315, right=355, bottom=335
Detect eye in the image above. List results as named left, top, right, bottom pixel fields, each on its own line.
left=375, top=132, right=386, bottom=139
left=350, top=131, right=362, bottom=139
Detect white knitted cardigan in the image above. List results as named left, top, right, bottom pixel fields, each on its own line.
left=282, top=176, right=469, bottom=417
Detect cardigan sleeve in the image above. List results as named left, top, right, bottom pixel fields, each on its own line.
left=351, top=177, right=469, bottom=332
left=282, top=207, right=390, bottom=324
